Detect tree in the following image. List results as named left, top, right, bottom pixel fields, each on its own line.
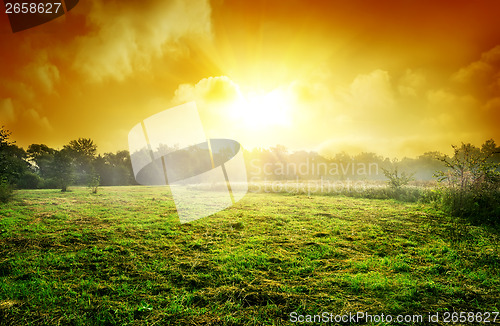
left=0, top=126, right=14, bottom=149
left=88, top=174, right=100, bottom=194
left=0, top=126, right=15, bottom=201
left=410, top=151, right=446, bottom=180
left=434, top=139, right=500, bottom=223
left=270, top=145, right=288, bottom=165
left=48, top=149, right=74, bottom=192
left=0, top=126, right=28, bottom=185
left=382, top=163, right=414, bottom=189
left=93, top=151, right=135, bottom=186
left=65, top=138, right=97, bottom=158
left=434, top=139, right=500, bottom=191
left=333, top=152, right=352, bottom=180
left=64, top=138, right=97, bottom=185
left=26, top=143, right=55, bottom=178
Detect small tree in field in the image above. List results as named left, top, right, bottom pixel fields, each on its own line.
left=382, top=163, right=414, bottom=189
left=88, top=173, right=100, bottom=194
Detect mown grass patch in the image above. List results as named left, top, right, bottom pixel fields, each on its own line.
left=0, top=186, right=498, bottom=325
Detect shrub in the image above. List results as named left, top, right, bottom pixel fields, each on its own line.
left=434, top=139, right=500, bottom=225
left=439, top=186, right=500, bottom=225
left=382, top=164, right=414, bottom=189
left=419, top=188, right=441, bottom=204
left=17, top=171, right=41, bottom=189
left=0, top=178, right=13, bottom=203
left=88, top=174, right=100, bottom=194
left=39, top=178, right=60, bottom=189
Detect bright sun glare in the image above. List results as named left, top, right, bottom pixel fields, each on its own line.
left=232, top=89, right=291, bottom=129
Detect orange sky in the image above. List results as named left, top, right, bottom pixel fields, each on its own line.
left=0, top=0, right=499, bottom=157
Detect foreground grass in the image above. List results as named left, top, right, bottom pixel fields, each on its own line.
left=0, top=187, right=498, bottom=325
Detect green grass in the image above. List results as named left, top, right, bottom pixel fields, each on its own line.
left=0, top=186, right=499, bottom=325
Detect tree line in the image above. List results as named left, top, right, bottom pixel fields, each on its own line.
left=1, top=125, right=499, bottom=205
left=2, top=125, right=499, bottom=190
left=1, top=126, right=499, bottom=224
left=0, top=126, right=135, bottom=195
left=243, top=145, right=448, bottom=181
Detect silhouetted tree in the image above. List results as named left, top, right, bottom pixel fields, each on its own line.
left=64, top=138, right=98, bottom=185
left=93, top=150, right=135, bottom=186
left=47, top=149, right=74, bottom=192
left=27, top=143, right=55, bottom=178
left=0, top=126, right=28, bottom=185
left=65, top=138, right=97, bottom=158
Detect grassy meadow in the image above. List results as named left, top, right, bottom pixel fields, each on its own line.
left=0, top=186, right=499, bottom=325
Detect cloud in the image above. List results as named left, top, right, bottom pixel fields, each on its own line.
left=452, top=45, right=500, bottom=98
left=73, top=0, right=213, bottom=82
left=445, top=46, right=500, bottom=140
left=290, top=80, right=329, bottom=104
left=286, top=70, right=399, bottom=135
left=24, top=108, right=53, bottom=132
left=484, top=97, right=500, bottom=112
left=173, top=76, right=240, bottom=104
left=170, top=76, right=244, bottom=141
left=34, top=64, right=60, bottom=94
left=23, top=52, right=60, bottom=94
left=453, top=45, right=500, bottom=82
left=398, top=69, right=426, bottom=97
left=424, top=89, right=479, bottom=130
left=347, top=69, right=396, bottom=113
left=289, top=64, right=496, bottom=156
left=314, top=69, right=399, bottom=129
left=0, top=98, right=16, bottom=123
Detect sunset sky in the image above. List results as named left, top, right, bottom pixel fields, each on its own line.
left=0, top=0, right=499, bottom=157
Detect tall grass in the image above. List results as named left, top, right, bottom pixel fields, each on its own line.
left=248, top=180, right=436, bottom=203
left=439, top=187, right=500, bottom=225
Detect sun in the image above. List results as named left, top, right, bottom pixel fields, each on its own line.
left=231, top=89, right=292, bottom=129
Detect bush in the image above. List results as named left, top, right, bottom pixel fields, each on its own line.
left=434, top=139, right=500, bottom=225
left=382, top=164, right=414, bottom=189
left=39, top=178, right=60, bottom=189
left=88, top=174, right=100, bottom=194
left=440, top=187, right=500, bottom=225
left=17, top=171, right=41, bottom=189
left=419, top=188, right=442, bottom=204
left=0, top=178, right=13, bottom=203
